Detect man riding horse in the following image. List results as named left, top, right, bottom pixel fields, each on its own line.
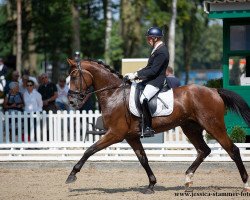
left=125, top=27, right=169, bottom=137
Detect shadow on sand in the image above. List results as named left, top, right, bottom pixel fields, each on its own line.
left=68, top=185, right=243, bottom=197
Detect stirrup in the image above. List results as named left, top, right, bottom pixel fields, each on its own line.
left=142, top=127, right=155, bottom=138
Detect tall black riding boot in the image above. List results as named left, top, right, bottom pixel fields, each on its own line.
left=141, top=99, right=155, bottom=137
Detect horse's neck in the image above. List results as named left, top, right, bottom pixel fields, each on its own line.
left=89, top=66, right=122, bottom=105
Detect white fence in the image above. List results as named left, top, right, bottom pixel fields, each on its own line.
left=0, top=110, right=250, bottom=161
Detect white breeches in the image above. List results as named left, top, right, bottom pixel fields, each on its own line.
left=140, top=84, right=160, bottom=104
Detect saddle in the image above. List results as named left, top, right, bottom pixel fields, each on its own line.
left=129, top=82, right=174, bottom=117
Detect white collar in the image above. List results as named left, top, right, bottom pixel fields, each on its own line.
left=151, top=41, right=163, bottom=54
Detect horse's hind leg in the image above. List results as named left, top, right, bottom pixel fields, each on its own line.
left=126, top=137, right=157, bottom=194
left=181, top=122, right=211, bottom=188
left=209, top=128, right=250, bottom=191
left=66, top=131, right=123, bottom=184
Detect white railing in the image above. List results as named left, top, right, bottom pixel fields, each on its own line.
left=0, top=110, right=250, bottom=161
left=0, top=110, right=188, bottom=144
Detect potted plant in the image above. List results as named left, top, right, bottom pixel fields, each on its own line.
left=229, top=126, right=246, bottom=143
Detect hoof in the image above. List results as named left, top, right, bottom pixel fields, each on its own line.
left=243, top=183, right=250, bottom=192
left=243, top=187, right=250, bottom=192
left=144, top=188, right=155, bottom=194
left=65, top=175, right=77, bottom=184
left=185, top=181, right=193, bottom=188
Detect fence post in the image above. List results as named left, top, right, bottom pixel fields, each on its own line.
left=0, top=112, right=3, bottom=143
left=36, top=111, right=41, bottom=142
left=30, top=112, right=35, bottom=142
left=88, top=110, right=94, bottom=143
left=10, top=112, right=16, bottom=143
left=63, top=110, right=68, bottom=142
left=69, top=110, right=74, bottom=142
left=76, top=110, right=81, bottom=142
left=56, top=110, right=62, bottom=142
left=23, top=112, right=28, bottom=143
left=96, top=110, right=102, bottom=141
left=48, top=111, right=53, bottom=142
left=17, top=111, right=22, bottom=143
left=42, top=111, right=47, bottom=142
left=81, top=110, right=87, bottom=142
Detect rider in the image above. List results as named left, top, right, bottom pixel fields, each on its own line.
left=125, top=27, right=169, bottom=137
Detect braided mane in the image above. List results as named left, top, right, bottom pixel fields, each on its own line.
left=83, top=58, right=123, bottom=79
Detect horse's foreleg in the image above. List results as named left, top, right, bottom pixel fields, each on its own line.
left=66, top=132, right=122, bottom=184
left=181, top=124, right=211, bottom=188
left=126, top=137, right=156, bottom=194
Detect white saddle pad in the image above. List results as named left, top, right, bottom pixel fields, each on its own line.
left=129, top=82, right=174, bottom=117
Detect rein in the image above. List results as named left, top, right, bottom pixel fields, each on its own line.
left=68, top=84, right=124, bottom=101
left=68, top=61, right=125, bottom=101
left=68, top=59, right=132, bottom=127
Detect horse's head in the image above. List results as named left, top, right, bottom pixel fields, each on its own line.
left=67, top=58, right=93, bottom=109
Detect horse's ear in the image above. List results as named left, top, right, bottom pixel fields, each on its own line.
left=67, top=58, right=76, bottom=66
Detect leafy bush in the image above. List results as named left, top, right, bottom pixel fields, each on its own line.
left=229, top=126, right=246, bottom=143
left=204, top=78, right=223, bottom=88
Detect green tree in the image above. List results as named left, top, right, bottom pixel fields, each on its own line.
left=176, top=0, right=206, bottom=84
left=192, top=22, right=223, bottom=69
left=120, top=0, right=144, bottom=58
left=0, top=2, right=12, bottom=58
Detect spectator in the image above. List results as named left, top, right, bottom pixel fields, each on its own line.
left=0, top=58, right=7, bottom=77
left=22, top=69, right=39, bottom=88
left=23, top=79, right=43, bottom=141
left=38, top=73, right=58, bottom=112
left=19, top=74, right=39, bottom=95
left=3, top=81, right=24, bottom=112
left=0, top=58, right=7, bottom=94
left=19, top=74, right=29, bottom=94
left=55, top=76, right=70, bottom=111
left=4, top=70, right=20, bottom=95
left=23, top=80, right=43, bottom=112
left=165, top=66, right=181, bottom=89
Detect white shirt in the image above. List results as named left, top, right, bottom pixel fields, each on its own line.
left=151, top=41, right=163, bottom=55
left=23, top=90, right=43, bottom=112
left=56, top=84, right=69, bottom=104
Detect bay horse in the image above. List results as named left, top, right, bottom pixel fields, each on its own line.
left=66, top=58, right=250, bottom=193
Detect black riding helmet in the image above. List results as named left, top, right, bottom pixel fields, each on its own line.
left=146, top=27, right=163, bottom=37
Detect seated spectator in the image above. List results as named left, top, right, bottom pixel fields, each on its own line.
left=0, top=58, right=8, bottom=95
left=38, top=73, right=58, bottom=112
left=19, top=74, right=29, bottom=94
left=3, top=81, right=24, bottom=112
left=23, top=80, right=43, bottom=112
left=55, top=76, right=70, bottom=111
left=4, top=70, right=20, bottom=95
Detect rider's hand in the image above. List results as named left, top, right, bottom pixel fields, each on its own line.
left=124, top=72, right=138, bottom=80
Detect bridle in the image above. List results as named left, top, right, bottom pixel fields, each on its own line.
left=68, top=60, right=93, bottom=102
left=68, top=60, right=124, bottom=102
left=68, top=58, right=132, bottom=126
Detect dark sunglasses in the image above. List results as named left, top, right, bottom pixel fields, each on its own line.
left=27, top=84, right=33, bottom=87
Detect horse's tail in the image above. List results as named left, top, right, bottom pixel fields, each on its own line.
left=217, top=88, right=250, bottom=127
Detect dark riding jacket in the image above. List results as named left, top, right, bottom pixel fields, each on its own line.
left=137, top=44, right=169, bottom=89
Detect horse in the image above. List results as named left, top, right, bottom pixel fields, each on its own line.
left=65, top=58, right=250, bottom=193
